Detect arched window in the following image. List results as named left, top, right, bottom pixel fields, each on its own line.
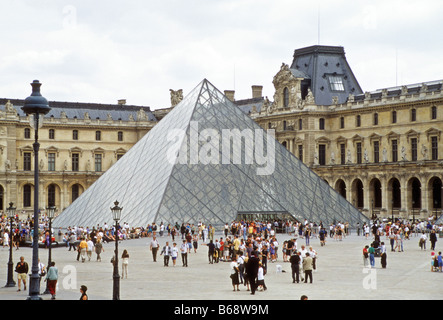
left=48, top=184, right=56, bottom=207
left=283, top=87, right=289, bottom=108
left=23, top=184, right=32, bottom=207
left=72, top=184, right=80, bottom=203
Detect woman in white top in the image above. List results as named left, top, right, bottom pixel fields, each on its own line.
left=257, top=263, right=267, bottom=291
left=230, top=256, right=240, bottom=291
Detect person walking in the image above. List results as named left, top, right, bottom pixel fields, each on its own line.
left=180, top=240, right=188, bottom=267
left=15, top=256, right=29, bottom=292
left=419, top=232, right=427, bottom=250
left=94, top=238, right=104, bottom=261
left=230, top=255, right=240, bottom=291
left=121, top=249, right=129, bottom=279
left=303, top=252, right=313, bottom=283
left=171, top=242, right=179, bottom=266
left=160, top=242, right=172, bottom=267
left=87, top=237, right=94, bottom=261
left=78, top=237, right=88, bottom=263
left=257, top=262, right=267, bottom=291
left=246, top=251, right=260, bottom=295
left=430, top=230, right=437, bottom=251
left=380, top=242, right=387, bottom=268
left=150, top=236, right=160, bottom=262
left=68, top=232, right=77, bottom=251
left=368, top=244, right=376, bottom=268
left=290, top=250, right=301, bottom=283
left=45, top=261, right=58, bottom=300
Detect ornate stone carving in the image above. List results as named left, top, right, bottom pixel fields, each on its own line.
left=170, top=89, right=183, bottom=107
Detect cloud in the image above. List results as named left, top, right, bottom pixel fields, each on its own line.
left=0, top=0, right=442, bottom=109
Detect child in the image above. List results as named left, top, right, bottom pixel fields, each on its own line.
left=171, top=243, right=179, bottom=267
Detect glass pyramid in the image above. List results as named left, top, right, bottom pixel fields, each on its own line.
left=53, top=79, right=369, bottom=229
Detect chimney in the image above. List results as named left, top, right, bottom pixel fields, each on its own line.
left=118, top=99, right=126, bottom=105
left=224, top=90, right=235, bottom=102
left=251, top=85, right=263, bottom=99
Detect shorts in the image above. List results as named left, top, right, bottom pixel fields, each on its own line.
left=17, top=273, right=27, bottom=280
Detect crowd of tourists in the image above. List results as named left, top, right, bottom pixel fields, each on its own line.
left=1, top=211, right=442, bottom=299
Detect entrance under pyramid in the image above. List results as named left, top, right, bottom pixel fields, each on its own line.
left=53, top=79, right=369, bottom=229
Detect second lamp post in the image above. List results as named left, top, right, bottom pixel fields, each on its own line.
left=111, top=200, right=122, bottom=300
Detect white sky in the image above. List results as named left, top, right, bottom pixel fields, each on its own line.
left=1, top=0, right=442, bottom=110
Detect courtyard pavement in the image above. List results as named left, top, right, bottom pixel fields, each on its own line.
left=0, top=231, right=441, bottom=300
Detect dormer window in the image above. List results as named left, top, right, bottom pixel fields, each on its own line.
left=283, top=87, right=289, bottom=107
left=328, top=76, right=345, bottom=92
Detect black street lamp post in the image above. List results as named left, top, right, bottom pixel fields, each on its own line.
left=111, top=200, right=122, bottom=300
left=21, top=80, right=51, bottom=300
left=43, top=206, right=56, bottom=295
left=5, top=202, right=16, bottom=287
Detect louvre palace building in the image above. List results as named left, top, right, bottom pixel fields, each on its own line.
left=1, top=45, right=442, bottom=223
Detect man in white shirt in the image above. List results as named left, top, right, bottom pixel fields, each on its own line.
left=180, top=240, right=188, bottom=267
left=150, top=236, right=159, bottom=262
left=171, top=243, right=179, bottom=266
left=86, top=238, right=94, bottom=261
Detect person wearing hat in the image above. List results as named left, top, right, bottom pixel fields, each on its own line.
left=80, top=285, right=88, bottom=300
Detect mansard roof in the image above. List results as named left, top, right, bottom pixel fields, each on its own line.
left=0, top=98, right=157, bottom=122
left=290, top=45, right=363, bottom=106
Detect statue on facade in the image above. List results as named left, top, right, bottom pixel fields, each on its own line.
left=382, top=147, right=388, bottom=162
left=421, top=144, right=428, bottom=160
left=364, top=149, right=369, bottom=163
left=170, top=89, right=183, bottom=107
left=5, top=159, right=11, bottom=171
left=84, top=112, right=90, bottom=120
left=401, top=146, right=407, bottom=161
left=137, top=108, right=148, bottom=121
left=330, top=151, right=335, bottom=165
left=5, top=100, right=14, bottom=112
left=305, top=89, right=315, bottom=104
left=346, top=149, right=352, bottom=164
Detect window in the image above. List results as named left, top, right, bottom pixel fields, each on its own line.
left=48, top=184, right=56, bottom=207
left=72, top=184, right=80, bottom=202
left=73, top=130, right=78, bottom=140
left=411, top=138, right=418, bottom=161
left=431, top=106, right=437, bottom=120
left=411, top=109, right=416, bottom=122
left=118, top=131, right=123, bottom=141
left=298, top=145, right=303, bottom=162
left=356, top=115, right=361, bottom=127
left=373, top=141, right=380, bottom=163
left=298, top=119, right=303, bottom=130
left=283, top=87, right=289, bottom=108
left=95, top=154, right=102, bottom=172
left=268, top=122, right=272, bottom=129
left=328, top=76, right=345, bottom=91
left=373, top=113, right=378, bottom=125
left=48, top=153, right=56, bottom=171
left=319, top=118, right=325, bottom=130
left=392, top=139, right=398, bottom=162
left=23, top=184, right=32, bottom=207
left=49, top=129, right=55, bottom=139
left=340, top=117, right=345, bottom=129
left=318, top=145, right=326, bottom=165
left=24, top=128, right=31, bottom=139
left=24, top=152, right=32, bottom=171
left=392, top=111, right=397, bottom=124
left=340, top=144, right=346, bottom=165
left=431, top=136, right=438, bottom=160
left=72, top=153, right=79, bottom=172
left=356, top=142, right=362, bottom=164
left=283, top=121, right=287, bottom=131
left=96, top=131, right=101, bottom=141
left=117, top=154, right=124, bottom=161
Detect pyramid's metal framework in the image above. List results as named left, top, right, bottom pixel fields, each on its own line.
left=53, top=79, right=369, bottom=229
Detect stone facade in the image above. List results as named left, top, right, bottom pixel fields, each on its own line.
left=251, top=73, right=443, bottom=221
